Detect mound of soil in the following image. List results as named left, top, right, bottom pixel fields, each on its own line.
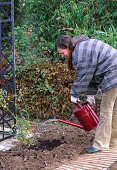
left=0, top=123, right=116, bottom=169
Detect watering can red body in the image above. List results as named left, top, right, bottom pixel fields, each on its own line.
left=58, top=101, right=99, bottom=131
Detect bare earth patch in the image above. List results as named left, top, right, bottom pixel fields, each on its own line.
left=0, top=123, right=116, bottom=170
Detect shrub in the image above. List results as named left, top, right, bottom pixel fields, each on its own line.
left=16, top=61, right=76, bottom=120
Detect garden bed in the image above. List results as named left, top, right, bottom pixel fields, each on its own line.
left=0, top=123, right=116, bottom=169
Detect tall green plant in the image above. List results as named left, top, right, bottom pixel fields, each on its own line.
left=14, top=0, right=117, bottom=67
left=23, top=0, right=117, bottom=40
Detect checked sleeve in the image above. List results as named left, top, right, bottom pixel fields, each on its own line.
left=70, top=61, right=98, bottom=97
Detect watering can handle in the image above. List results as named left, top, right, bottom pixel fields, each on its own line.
left=76, top=100, right=83, bottom=109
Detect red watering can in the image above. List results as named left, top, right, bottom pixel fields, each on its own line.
left=58, top=101, right=99, bottom=131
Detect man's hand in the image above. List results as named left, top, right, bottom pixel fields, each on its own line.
left=87, top=95, right=95, bottom=105
left=71, top=96, right=80, bottom=103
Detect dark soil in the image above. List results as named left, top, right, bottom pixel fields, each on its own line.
left=0, top=123, right=117, bottom=170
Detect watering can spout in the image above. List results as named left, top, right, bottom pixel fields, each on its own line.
left=58, top=101, right=99, bottom=132
left=58, top=119, right=84, bottom=129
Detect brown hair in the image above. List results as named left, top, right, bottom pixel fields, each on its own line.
left=55, top=35, right=89, bottom=70
left=55, top=35, right=74, bottom=70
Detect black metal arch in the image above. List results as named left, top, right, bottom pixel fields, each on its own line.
left=0, top=0, right=16, bottom=141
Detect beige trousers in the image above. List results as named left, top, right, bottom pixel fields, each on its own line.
left=93, top=86, right=117, bottom=150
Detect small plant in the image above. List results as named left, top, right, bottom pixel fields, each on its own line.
left=16, top=114, right=34, bottom=145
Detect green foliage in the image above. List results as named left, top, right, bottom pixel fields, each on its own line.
left=15, top=0, right=117, bottom=64
left=0, top=89, right=8, bottom=109
left=14, top=0, right=25, bottom=26
left=14, top=26, right=34, bottom=68
left=14, top=0, right=116, bottom=121
left=0, top=89, right=33, bottom=145
left=16, top=62, right=76, bottom=120
left=91, top=26, right=117, bottom=48
left=23, top=0, right=117, bottom=40
left=16, top=115, right=34, bottom=145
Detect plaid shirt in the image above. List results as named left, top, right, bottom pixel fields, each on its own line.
left=70, top=39, right=117, bottom=97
